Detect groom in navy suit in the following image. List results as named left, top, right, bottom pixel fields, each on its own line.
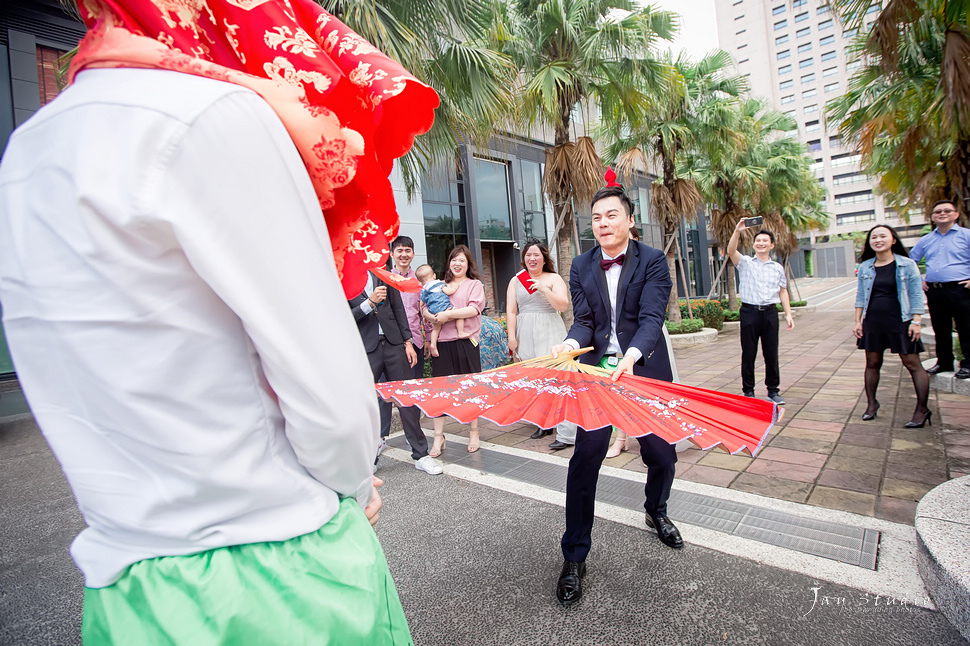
left=550, top=184, right=682, bottom=607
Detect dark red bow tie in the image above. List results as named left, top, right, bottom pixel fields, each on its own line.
left=600, top=254, right=625, bottom=271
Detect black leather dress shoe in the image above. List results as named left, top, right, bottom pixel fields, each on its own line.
left=556, top=560, right=586, bottom=607
left=743, top=391, right=755, bottom=398
left=645, top=514, right=684, bottom=549
left=926, top=363, right=953, bottom=375
left=548, top=440, right=571, bottom=451
left=530, top=427, right=553, bottom=440
left=956, top=367, right=970, bottom=380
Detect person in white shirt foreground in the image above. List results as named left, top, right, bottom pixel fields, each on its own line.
left=0, top=0, right=436, bottom=643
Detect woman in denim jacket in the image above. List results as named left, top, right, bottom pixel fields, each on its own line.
left=853, top=225, right=930, bottom=427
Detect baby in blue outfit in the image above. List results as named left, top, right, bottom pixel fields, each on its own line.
left=416, top=264, right=463, bottom=357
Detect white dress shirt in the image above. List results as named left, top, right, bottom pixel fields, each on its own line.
left=565, top=249, right=643, bottom=363
left=0, top=69, right=377, bottom=588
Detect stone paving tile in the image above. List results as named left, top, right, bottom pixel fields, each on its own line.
left=696, top=452, right=752, bottom=471
left=793, top=411, right=852, bottom=423
left=766, top=436, right=836, bottom=454
left=881, top=478, right=935, bottom=502
left=676, top=448, right=707, bottom=464
left=839, top=431, right=892, bottom=451
left=875, top=496, right=918, bottom=525
left=757, top=446, right=829, bottom=468
left=784, top=419, right=845, bottom=433
left=808, top=487, right=876, bottom=516
left=745, top=459, right=822, bottom=483
left=883, top=462, right=948, bottom=487
left=730, top=473, right=812, bottom=503
left=832, top=444, right=888, bottom=462
left=824, top=455, right=885, bottom=476
left=816, top=468, right=881, bottom=494
left=676, top=464, right=738, bottom=487
left=778, top=426, right=842, bottom=442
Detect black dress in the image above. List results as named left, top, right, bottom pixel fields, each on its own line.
left=857, top=261, right=924, bottom=354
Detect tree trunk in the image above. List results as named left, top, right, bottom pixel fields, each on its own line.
left=553, top=111, right=575, bottom=328
left=664, top=227, right=681, bottom=324
left=727, top=263, right=738, bottom=312
left=556, top=196, right=575, bottom=328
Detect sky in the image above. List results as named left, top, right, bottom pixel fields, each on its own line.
left=649, top=0, right=721, bottom=63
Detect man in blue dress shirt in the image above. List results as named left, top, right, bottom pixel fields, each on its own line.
left=909, top=200, right=970, bottom=379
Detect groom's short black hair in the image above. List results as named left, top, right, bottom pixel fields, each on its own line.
left=590, top=186, right=635, bottom=219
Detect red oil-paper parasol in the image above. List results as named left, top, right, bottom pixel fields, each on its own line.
left=377, top=348, right=780, bottom=456
left=372, top=267, right=423, bottom=293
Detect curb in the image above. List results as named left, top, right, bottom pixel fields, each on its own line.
left=668, top=327, right=718, bottom=346
left=915, top=475, right=970, bottom=641
left=922, top=359, right=970, bottom=396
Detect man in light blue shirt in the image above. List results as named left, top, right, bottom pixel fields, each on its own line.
left=909, top=200, right=970, bottom=379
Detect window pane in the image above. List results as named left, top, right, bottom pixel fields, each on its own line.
left=774, top=19, right=787, bottom=30
left=779, top=64, right=792, bottom=74
left=776, top=34, right=789, bottom=45
left=472, top=158, right=513, bottom=241
left=520, top=160, right=543, bottom=212
left=795, top=11, right=808, bottom=22
left=423, top=202, right=457, bottom=233
left=780, top=79, right=794, bottom=89
left=777, top=49, right=790, bottom=60
left=798, top=42, right=812, bottom=53
left=801, top=72, right=815, bottom=83
left=799, top=58, right=813, bottom=68
left=820, top=35, right=835, bottom=46
left=796, top=27, right=810, bottom=37
left=819, top=19, right=833, bottom=29
left=772, top=4, right=785, bottom=14
left=802, top=88, right=817, bottom=98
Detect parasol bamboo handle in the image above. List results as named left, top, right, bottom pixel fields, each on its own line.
left=483, top=347, right=615, bottom=377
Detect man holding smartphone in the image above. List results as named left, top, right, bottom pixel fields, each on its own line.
left=727, top=217, right=794, bottom=404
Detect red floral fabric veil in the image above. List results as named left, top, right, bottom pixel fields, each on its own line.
left=70, top=0, right=439, bottom=297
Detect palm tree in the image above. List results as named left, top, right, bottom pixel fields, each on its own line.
left=318, top=0, right=517, bottom=194
left=603, top=49, right=744, bottom=324
left=684, top=99, right=821, bottom=310
left=828, top=9, right=970, bottom=215
left=498, top=0, right=675, bottom=318
left=829, top=0, right=970, bottom=139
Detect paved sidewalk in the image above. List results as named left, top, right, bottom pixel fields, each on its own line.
left=431, top=278, right=969, bottom=526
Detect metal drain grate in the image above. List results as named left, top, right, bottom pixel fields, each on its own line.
left=389, top=435, right=881, bottom=570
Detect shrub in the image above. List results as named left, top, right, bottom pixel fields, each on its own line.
left=666, top=319, right=704, bottom=335
left=675, top=299, right=724, bottom=331
left=776, top=300, right=807, bottom=311
left=723, top=309, right=740, bottom=322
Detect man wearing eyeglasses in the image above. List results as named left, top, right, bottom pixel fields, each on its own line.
left=909, top=200, right=970, bottom=379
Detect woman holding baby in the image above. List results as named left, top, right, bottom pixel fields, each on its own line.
left=422, top=245, right=486, bottom=455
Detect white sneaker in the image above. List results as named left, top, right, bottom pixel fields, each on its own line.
left=414, top=455, right=443, bottom=475
left=376, top=437, right=387, bottom=458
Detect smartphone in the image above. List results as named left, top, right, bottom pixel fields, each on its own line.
left=744, top=216, right=763, bottom=228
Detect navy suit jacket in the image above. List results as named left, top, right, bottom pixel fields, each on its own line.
left=348, top=272, right=412, bottom=353
left=566, top=240, right=673, bottom=381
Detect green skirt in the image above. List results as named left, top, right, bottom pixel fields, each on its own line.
left=82, top=498, right=412, bottom=645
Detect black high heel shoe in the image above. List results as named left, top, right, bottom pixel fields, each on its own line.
left=904, top=410, right=932, bottom=428
left=862, top=401, right=880, bottom=421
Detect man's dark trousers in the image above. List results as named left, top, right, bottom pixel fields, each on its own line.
left=562, top=425, right=675, bottom=562
left=740, top=303, right=780, bottom=395
left=559, top=240, right=677, bottom=563
left=349, top=276, right=428, bottom=460
left=926, top=283, right=970, bottom=369
left=368, top=339, right=426, bottom=458
left=379, top=345, right=424, bottom=436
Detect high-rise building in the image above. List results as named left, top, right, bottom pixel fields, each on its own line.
left=714, top=0, right=917, bottom=246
